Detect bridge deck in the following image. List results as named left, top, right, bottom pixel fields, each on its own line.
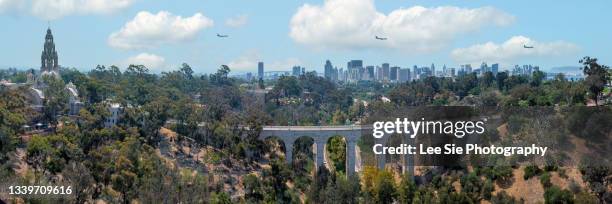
left=262, top=125, right=371, bottom=131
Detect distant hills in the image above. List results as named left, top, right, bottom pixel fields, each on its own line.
left=548, top=66, right=583, bottom=74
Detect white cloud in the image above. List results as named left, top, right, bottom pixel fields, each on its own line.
left=0, top=0, right=134, bottom=20
left=0, top=0, right=25, bottom=13
left=289, top=0, right=515, bottom=52
left=123, top=53, right=166, bottom=71
left=108, top=11, right=214, bottom=50
left=451, top=36, right=579, bottom=64
left=225, top=14, right=248, bottom=28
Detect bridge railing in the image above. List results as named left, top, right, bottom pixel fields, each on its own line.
left=166, top=120, right=373, bottom=130
left=262, top=125, right=372, bottom=131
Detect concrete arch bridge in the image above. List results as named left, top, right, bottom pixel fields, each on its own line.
left=259, top=125, right=414, bottom=176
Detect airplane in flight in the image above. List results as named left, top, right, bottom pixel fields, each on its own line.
left=523, top=45, right=534, bottom=49
left=217, top=33, right=228, bottom=38
left=375, top=36, right=387, bottom=40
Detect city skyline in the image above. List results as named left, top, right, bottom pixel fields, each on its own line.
left=245, top=58, right=572, bottom=83
left=1, top=0, right=610, bottom=73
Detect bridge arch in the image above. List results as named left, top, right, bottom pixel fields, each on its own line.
left=262, top=136, right=288, bottom=161
left=374, top=134, right=415, bottom=176
left=291, top=136, right=315, bottom=171
left=325, top=135, right=347, bottom=174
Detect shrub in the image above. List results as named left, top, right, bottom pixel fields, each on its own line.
left=574, top=191, right=598, bottom=204
left=544, top=186, right=573, bottom=204
left=568, top=179, right=581, bottom=193
left=491, top=191, right=517, bottom=204
left=482, top=179, right=494, bottom=200
left=539, top=172, right=552, bottom=188
left=523, top=165, right=541, bottom=180
left=544, top=164, right=558, bottom=172
left=557, top=168, right=568, bottom=179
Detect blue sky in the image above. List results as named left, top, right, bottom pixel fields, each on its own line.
left=0, top=0, right=610, bottom=74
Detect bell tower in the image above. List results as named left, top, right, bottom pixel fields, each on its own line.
left=41, top=27, right=59, bottom=73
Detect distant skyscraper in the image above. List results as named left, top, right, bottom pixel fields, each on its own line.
left=258, top=62, right=264, bottom=80
left=480, top=62, right=489, bottom=75
left=347, top=60, right=363, bottom=82
left=324, top=60, right=334, bottom=79
left=398, top=68, right=410, bottom=82
left=332, top=66, right=338, bottom=81
left=442, top=64, right=447, bottom=77
left=512, top=64, right=539, bottom=76
left=245, top=72, right=252, bottom=81
left=292, top=66, right=302, bottom=76
left=382, top=63, right=390, bottom=80
left=491, top=63, right=499, bottom=75
left=463, top=64, right=472, bottom=73
left=347, top=60, right=363, bottom=69
left=431, top=63, right=436, bottom=77
left=366, top=66, right=375, bottom=80
left=339, top=68, right=346, bottom=82
left=390, top=66, right=399, bottom=81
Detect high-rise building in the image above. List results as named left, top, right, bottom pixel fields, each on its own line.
left=366, top=66, right=375, bottom=80
left=246, top=72, right=253, bottom=81
left=480, top=62, right=489, bottom=75
left=324, top=60, right=334, bottom=79
left=461, top=64, right=472, bottom=73
left=347, top=60, right=363, bottom=69
left=390, top=66, right=399, bottom=81
left=512, top=64, right=540, bottom=76
left=292, top=66, right=302, bottom=76
left=442, top=65, right=447, bottom=77
left=347, top=60, right=363, bottom=82
left=382, top=63, right=390, bottom=80
left=375, top=66, right=383, bottom=81
left=398, top=68, right=410, bottom=82
left=420, top=66, right=432, bottom=78
left=491, top=63, right=499, bottom=75
left=258, top=62, right=264, bottom=80
left=332, top=66, right=338, bottom=82
left=431, top=63, right=436, bottom=77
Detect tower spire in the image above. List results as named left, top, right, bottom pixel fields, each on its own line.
left=41, top=26, right=59, bottom=74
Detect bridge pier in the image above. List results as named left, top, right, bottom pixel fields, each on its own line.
left=373, top=135, right=414, bottom=177
left=346, top=139, right=357, bottom=175
left=403, top=152, right=414, bottom=176
left=375, top=136, right=389, bottom=170
left=403, top=138, right=415, bottom=177
left=314, top=139, right=326, bottom=170
left=377, top=154, right=386, bottom=169
left=282, top=138, right=295, bottom=165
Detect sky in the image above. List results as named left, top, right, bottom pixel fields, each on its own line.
left=0, top=0, right=610, bottom=74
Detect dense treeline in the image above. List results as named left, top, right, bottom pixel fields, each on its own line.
left=386, top=57, right=609, bottom=107
left=0, top=56, right=610, bottom=203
